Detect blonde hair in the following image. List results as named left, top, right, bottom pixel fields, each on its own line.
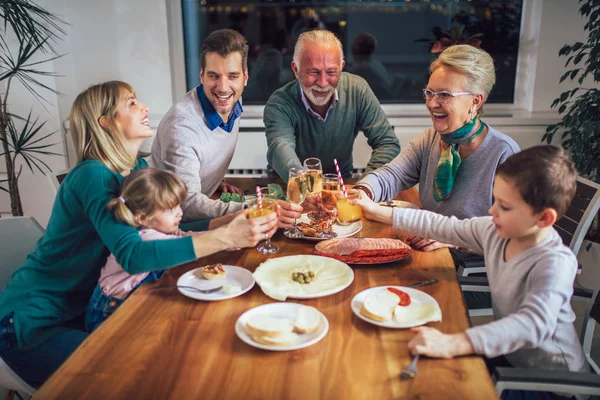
left=293, top=30, right=344, bottom=69
left=430, top=45, right=496, bottom=103
left=107, top=168, right=188, bottom=228
left=69, top=81, right=140, bottom=173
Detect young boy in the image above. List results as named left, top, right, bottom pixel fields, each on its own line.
left=355, top=145, right=586, bottom=376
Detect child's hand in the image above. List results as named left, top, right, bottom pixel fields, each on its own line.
left=406, top=236, right=454, bottom=252
left=408, top=327, right=474, bottom=358
left=223, top=209, right=278, bottom=248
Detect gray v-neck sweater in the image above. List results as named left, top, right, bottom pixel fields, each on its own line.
left=393, top=208, right=586, bottom=372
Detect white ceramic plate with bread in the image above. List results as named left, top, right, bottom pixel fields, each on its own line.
left=177, top=265, right=254, bottom=301
left=351, top=286, right=442, bottom=329
left=235, top=303, right=329, bottom=351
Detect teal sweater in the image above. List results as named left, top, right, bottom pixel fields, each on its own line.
left=0, top=159, right=198, bottom=349
left=264, top=72, right=400, bottom=181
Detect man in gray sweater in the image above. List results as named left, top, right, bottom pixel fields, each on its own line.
left=151, top=29, right=248, bottom=220
left=356, top=146, right=586, bottom=380
left=264, top=30, right=400, bottom=182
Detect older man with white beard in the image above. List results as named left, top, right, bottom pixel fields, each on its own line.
left=264, top=30, right=400, bottom=182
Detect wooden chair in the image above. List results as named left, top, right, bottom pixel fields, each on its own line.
left=493, top=282, right=600, bottom=398
left=0, top=217, right=43, bottom=398
left=461, top=176, right=600, bottom=317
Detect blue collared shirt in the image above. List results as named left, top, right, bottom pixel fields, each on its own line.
left=197, top=85, right=243, bottom=133
left=298, top=86, right=339, bottom=122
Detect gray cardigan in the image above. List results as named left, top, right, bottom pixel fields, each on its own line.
left=359, top=125, right=520, bottom=219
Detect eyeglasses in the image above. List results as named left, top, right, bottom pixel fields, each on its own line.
left=422, top=89, right=472, bottom=104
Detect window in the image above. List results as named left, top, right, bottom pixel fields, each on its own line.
left=181, top=0, right=523, bottom=104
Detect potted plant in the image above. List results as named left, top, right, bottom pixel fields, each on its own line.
left=0, top=0, right=65, bottom=216
left=544, top=0, right=600, bottom=243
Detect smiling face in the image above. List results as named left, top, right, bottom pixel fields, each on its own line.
left=200, top=51, right=248, bottom=122
left=292, top=42, right=344, bottom=108
left=425, top=66, right=482, bottom=134
left=488, top=176, right=544, bottom=240
left=112, top=92, right=153, bottom=143
left=142, top=205, right=183, bottom=234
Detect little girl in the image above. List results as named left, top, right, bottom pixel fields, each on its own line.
left=85, top=168, right=193, bottom=332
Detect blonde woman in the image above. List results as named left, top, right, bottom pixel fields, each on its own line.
left=0, top=81, right=278, bottom=387
left=355, top=45, right=520, bottom=251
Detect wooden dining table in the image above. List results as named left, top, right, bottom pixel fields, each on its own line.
left=35, top=179, right=497, bottom=400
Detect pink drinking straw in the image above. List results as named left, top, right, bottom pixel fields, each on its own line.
left=255, top=185, right=263, bottom=215
left=333, top=159, right=348, bottom=200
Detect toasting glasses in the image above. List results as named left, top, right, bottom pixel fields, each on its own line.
left=285, top=167, right=308, bottom=239
left=245, top=187, right=279, bottom=254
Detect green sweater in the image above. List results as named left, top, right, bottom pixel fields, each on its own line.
left=264, top=72, right=400, bottom=181
left=0, top=159, right=197, bottom=349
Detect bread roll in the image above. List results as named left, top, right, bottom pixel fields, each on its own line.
left=360, top=290, right=400, bottom=322
left=246, top=315, right=294, bottom=339
left=294, top=306, right=320, bottom=334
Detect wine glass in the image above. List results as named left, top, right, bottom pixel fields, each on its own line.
left=245, top=190, right=279, bottom=254
left=285, top=167, right=308, bottom=239
left=302, top=158, right=323, bottom=213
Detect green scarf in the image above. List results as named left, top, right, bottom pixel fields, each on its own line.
left=433, top=116, right=486, bottom=201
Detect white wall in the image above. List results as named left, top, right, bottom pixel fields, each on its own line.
left=1, top=0, right=597, bottom=226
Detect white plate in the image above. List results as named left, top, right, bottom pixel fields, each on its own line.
left=235, top=303, right=329, bottom=351
left=351, top=286, right=442, bottom=329
left=378, top=200, right=419, bottom=209
left=253, top=255, right=354, bottom=301
left=177, top=265, right=254, bottom=301
left=284, top=213, right=362, bottom=241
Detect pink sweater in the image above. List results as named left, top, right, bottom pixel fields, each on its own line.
left=98, top=228, right=191, bottom=299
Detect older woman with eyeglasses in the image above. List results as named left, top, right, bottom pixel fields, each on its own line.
left=355, top=45, right=520, bottom=251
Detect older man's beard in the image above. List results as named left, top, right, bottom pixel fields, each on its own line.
left=301, top=83, right=335, bottom=106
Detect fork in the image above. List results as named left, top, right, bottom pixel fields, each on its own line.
left=400, top=354, right=420, bottom=380
left=148, top=285, right=223, bottom=294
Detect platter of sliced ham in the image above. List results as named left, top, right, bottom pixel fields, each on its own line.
left=314, top=238, right=412, bottom=264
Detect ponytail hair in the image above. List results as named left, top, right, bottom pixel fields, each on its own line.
left=108, top=168, right=188, bottom=227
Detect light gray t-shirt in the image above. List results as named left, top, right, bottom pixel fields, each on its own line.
left=360, top=125, right=520, bottom=219
left=393, top=208, right=586, bottom=372
left=150, top=88, right=243, bottom=220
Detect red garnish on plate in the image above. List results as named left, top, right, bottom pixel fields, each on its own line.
left=387, top=287, right=411, bottom=306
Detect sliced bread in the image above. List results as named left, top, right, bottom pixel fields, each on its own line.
left=252, top=331, right=299, bottom=347
left=246, top=314, right=294, bottom=339
left=294, top=306, right=320, bottom=334
left=360, top=290, right=400, bottom=322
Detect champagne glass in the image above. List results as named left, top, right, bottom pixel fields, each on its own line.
left=303, top=157, right=323, bottom=213
left=245, top=192, right=279, bottom=254
left=285, top=168, right=308, bottom=239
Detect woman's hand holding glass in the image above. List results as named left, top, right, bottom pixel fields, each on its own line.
left=245, top=190, right=280, bottom=254
left=221, top=208, right=278, bottom=249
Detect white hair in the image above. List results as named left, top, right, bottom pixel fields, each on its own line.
left=293, top=30, right=344, bottom=69
left=429, top=44, right=496, bottom=101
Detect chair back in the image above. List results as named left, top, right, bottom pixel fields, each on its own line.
left=47, top=168, right=70, bottom=194
left=555, top=176, right=600, bottom=256
left=582, top=284, right=600, bottom=375
left=0, top=216, right=44, bottom=291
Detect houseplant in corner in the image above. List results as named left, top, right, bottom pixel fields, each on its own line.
left=544, top=0, right=600, bottom=244
left=0, top=0, right=65, bottom=216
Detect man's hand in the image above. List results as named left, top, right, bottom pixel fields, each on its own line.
left=408, top=327, right=474, bottom=359
left=218, top=180, right=243, bottom=195
left=277, top=200, right=303, bottom=228
left=406, top=236, right=453, bottom=252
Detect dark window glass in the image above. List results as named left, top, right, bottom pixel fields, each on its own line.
left=182, top=0, right=522, bottom=104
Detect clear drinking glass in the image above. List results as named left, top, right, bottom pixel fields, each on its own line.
left=285, top=168, right=308, bottom=239
left=335, top=189, right=363, bottom=226
left=302, top=158, right=323, bottom=212
left=245, top=192, right=279, bottom=254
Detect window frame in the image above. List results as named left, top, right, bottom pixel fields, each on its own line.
left=166, top=0, right=541, bottom=117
